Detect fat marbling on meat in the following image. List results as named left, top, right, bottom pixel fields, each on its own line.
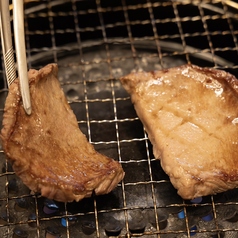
left=120, top=64, right=238, bottom=199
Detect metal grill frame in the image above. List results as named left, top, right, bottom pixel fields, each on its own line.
left=1, top=0, right=238, bottom=237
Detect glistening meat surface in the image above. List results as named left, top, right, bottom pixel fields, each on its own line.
left=120, top=64, right=238, bottom=199
left=1, top=64, right=124, bottom=202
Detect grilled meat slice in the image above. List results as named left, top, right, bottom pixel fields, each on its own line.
left=120, top=64, right=238, bottom=199
left=1, top=64, right=124, bottom=202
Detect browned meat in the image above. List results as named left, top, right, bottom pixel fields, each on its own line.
left=1, top=64, right=124, bottom=202
left=120, top=64, right=238, bottom=199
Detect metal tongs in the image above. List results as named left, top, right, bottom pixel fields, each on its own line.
left=0, top=0, right=31, bottom=115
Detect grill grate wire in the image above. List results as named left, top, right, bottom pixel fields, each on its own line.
left=0, top=0, right=238, bottom=237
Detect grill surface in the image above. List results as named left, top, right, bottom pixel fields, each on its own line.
left=1, top=0, right=238, bottom=237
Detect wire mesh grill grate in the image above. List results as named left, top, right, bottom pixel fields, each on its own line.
left=1, top=0, right=238, bottom=237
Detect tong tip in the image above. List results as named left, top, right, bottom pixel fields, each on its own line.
left=25, top=106, right=32, bottom=115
